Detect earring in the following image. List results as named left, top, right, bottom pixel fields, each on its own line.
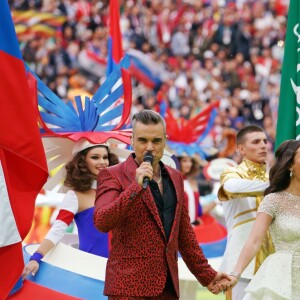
left=290, top=170, right=293, bottom=177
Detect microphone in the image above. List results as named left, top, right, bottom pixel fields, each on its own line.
left=142, top=151, right=153, bottom=190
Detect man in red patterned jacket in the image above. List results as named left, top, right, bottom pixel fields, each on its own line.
left=94, top=109, right=229, bottom=299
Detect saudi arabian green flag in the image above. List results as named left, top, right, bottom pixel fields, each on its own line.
left=275, top=0, right=300, bottom=149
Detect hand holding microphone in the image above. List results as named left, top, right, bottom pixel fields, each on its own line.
left=142, top=152, right=153, bottom=189
left=135, top=151, right=154, bottom=189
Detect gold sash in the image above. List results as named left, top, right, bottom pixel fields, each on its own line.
left=254, top=195, right=275, bottom=272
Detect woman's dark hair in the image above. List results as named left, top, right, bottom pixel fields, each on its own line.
left=178, top=156, right=200, bottom=177
left=265, top=139, right=300, bottom=196
left=64, top=145, right=119, bottom=192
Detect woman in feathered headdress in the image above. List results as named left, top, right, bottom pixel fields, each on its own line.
left=22, top=140, right=121, bottom=279
left=22, top=56, right=132, bottom=279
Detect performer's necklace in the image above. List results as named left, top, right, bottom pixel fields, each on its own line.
left=156, top=171, right=162, bottom=184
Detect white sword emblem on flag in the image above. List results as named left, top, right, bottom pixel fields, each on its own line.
left=290, top=24, right=300, bottom=133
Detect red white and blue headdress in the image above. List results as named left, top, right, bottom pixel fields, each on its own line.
left=158, top=96, right=219, bottom=162
left=26, top=55, right=133, bottom=192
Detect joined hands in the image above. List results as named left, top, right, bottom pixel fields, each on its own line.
left=207, top=272, right=237, bottom=295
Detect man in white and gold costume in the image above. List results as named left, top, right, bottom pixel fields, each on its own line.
left=218, top=125, right=273, bottom=300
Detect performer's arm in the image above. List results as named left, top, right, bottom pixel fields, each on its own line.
left=42, top=190, right=78, bottom=246
left=94, top=167, right=142, bottom=232
left=22, top=190, right=78, bottom=279
left=179, top=196, right=230, bottom=292
left=218, top=170, right=269, bottom=200
left=178, top=173, right=218, bottom=285
left=223, top=178, right=269, bottom=194
left=225, top=212, right=272, bottom=288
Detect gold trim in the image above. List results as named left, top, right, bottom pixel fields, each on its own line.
left=254, top=196, right=275, bottom=273
left=233, top=208, right=257, bottom=219
left=225, top=289, right=232, bottom=300
left=233, top=217, right=255, bottom=229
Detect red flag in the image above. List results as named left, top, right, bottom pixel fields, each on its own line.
left=106, top=0, right=132, bottom=130
left=107, top=0, right=123, bottom=74
left=0, top=2, right=48, bottom=299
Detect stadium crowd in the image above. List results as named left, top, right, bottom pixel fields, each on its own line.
left=9, top=0, right=289, bottom=163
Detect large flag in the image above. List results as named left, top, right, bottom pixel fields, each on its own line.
left=107, top=0, right=123, bottom=75
left=0, top=1, right=48, bottom=299
left=106, top=0, right=131, bottom=129
left=275, top=0, right=299, bottom=149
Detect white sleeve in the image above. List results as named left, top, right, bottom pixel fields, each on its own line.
left=223, top=178, right=269, bottom=194
left=44, top=190, right=79, bottom=245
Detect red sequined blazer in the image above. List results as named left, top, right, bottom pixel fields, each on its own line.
left=94, top=154, right=217, bottom=297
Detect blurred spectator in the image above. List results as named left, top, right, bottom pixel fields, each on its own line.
left=10, top=0, right=287, bottom=164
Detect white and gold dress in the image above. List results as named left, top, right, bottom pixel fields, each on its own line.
left=244, top=191, right=300, bottom=300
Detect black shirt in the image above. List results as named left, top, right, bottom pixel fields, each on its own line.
left=149, top=163, right=177, bottom=241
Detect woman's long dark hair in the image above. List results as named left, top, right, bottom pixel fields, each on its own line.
left=64, top=146, right=119, bottom=192
left=265, top=140, right=300, bottom=196
left=178, top=156, right=200, bottom=177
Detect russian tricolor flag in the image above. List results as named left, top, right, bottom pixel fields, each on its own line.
left=0, top=2, right=48, bottom=299
left=107, top=0, right=123, bottom=75
left=106, top=0, right=131, bottom=130
left=127, top=48, right=170, bottom=90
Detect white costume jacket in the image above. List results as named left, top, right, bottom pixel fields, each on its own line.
left=218, top=159, right=269, bottom=279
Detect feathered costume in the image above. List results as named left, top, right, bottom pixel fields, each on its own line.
left=26, top=55, right=132, bottom=257
left=158, top=98, right=226, bottom=243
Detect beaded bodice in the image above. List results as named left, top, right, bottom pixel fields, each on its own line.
left=258, top=191, right=300, bottom=252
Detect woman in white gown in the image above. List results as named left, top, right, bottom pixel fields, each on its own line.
left=223, top=139, right=300, bottom=299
